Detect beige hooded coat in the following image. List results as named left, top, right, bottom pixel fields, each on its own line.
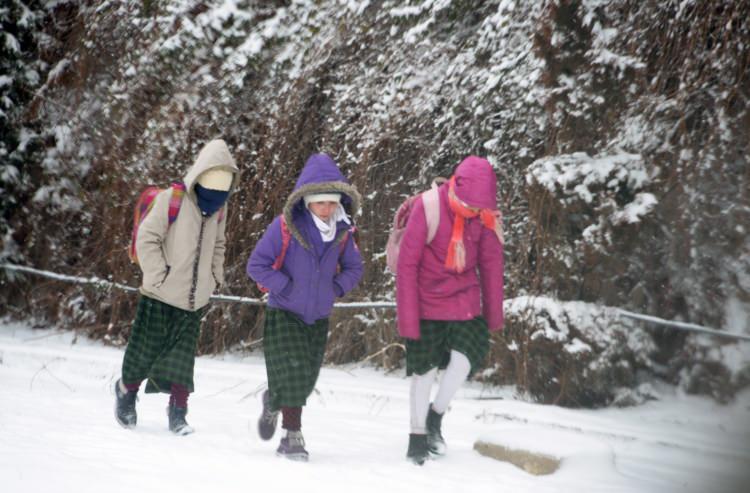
left=137, top=139, right=239, bottom=311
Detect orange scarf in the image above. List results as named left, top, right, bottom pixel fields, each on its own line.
left=446, top=177, right=504, bottom=272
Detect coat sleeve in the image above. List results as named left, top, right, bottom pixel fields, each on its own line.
left=333, top=232, right=364, bottom=297
left=246, top=216, right=292, bottom=294
left=478, top=226, right=504, bottom=332
left=136, top=189, right=170, bottom=290
left=395, top=197, right=428, bottom=339
left=212, top=206, right=228, bottom=288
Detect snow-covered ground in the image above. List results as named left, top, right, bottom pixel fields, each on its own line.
left=0, top=322, right=748, bottom=493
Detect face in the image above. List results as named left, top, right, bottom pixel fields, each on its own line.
left=308, top=201, right=339, bottom=221
left=457, top=196, right=481, bottom=213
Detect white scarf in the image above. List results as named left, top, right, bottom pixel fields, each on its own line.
left=310, top=204, right=350, bottom=242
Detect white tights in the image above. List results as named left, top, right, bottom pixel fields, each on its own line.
left=409, top=350, right=471, bottom=434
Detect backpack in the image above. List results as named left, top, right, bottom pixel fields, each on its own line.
left=385, top=178, right=446, bottom=274
left=256, top=216, right=355, bottom=293
left=128, top=183, right=186, bottom=265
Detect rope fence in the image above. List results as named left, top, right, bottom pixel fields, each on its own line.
left=2, top=263, right=749, bottom=342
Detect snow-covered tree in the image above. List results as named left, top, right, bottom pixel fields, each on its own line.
left=0, top=1, right=45, bottom=263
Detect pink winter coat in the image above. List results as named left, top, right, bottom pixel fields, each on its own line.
left=396, top=157, right=504, bottom=339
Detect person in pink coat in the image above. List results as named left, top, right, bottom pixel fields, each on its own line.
left=396, top=156, right=504, bottom=465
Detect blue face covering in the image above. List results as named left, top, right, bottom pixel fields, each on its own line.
left=194, top=183, right=229, bottom=217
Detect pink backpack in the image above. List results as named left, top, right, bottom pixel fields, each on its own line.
left=129, top=183, right=186, bottom=265
left=385, top=178, right=445, bottom=274
left=129, top=183, right=228, bottom=264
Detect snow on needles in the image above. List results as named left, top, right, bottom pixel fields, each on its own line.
left=526, top=152, right=657, bottom=225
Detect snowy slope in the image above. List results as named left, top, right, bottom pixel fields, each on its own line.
left=0, top=322, right=748, bottom=493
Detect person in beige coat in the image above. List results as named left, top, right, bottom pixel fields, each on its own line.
left=114, top=139, right=239, bottom=435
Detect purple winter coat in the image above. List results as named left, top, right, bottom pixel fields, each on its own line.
left=247, top=154, right=364, bottom=325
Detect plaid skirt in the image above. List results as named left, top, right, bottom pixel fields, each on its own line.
left=263, top=308, right=329, bottom=409
left=405, top=317, right=490, bottom=377
left=121, top=295, right=204, bottom=394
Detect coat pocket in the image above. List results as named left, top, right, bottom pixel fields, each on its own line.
left=153, top=265, right=171, bottom=288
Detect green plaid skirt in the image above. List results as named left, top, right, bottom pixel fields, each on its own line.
left=121, top=295, right=204, bottom=394
left=405, top=317, right=490, bottom=377
left=263, top=308, right=329, bottom=409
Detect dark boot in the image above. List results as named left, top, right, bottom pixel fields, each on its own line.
left=426, top=406, right=446, bottom=456
left=276, top=430, right=309, bottom=461
left=406, top=433, right=429, bottom=465
left=257, top=389, right=279, bottom=440
left=114, top=379, right=137, bottom=429
left=167, top=403, right=194, bottom=435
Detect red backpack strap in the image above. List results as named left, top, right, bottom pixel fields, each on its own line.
left=129, top=183, right=186, bottom=264
left=257, top=216, right=292, bottom=294
left=339, top=226, right=357, bottom=254
left=335, top=226, right=357, bottom=274
left=272, top=216, right=292, bottom=270
left=167, top=182, right=186, bottom=225
left=129, top=187, right=161, bottom=263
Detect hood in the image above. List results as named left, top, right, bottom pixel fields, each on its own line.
left=183, top=139, right=240, bottom=197
left=283, top=153, right=361, bottom=250
left=453, top=156, right=498, bottom=210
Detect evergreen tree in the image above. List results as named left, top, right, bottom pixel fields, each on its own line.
left=0, top=1, right=45, bottom=260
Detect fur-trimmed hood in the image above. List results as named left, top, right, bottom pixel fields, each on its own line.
left=283, top=153, right=361, bottom=250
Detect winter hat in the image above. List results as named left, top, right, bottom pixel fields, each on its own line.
left=304, top=193, right=341, bottom=207
left=198, top=169, right=233, bottom=191
left=444, top=156, right=503, bottom=272
left=453, top=156, right=498, bottom=210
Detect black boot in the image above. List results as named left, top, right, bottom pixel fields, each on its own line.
left=167, top=403, right=194, bottom=435
left=257, top=389, right=279, bottom=440
left=114, top=379, right=137, bottom=429
left=406, top=433, right=429, bottom=465
left=426, top=406, right=446, bottom=456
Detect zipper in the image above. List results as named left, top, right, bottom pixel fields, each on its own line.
left=188, top=216, right=207, bottom=311
left=306, top=237, right=341, bottom=322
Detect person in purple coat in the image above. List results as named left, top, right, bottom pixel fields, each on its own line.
left=247, top=153, right=363, bottom=461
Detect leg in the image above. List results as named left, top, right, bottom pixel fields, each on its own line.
left=426, top=350, right=471, bottom=455
left=409, top=368, right=437, bottom=434
left=114, top=379, right=139, bottom=429
left=303, top=318, right=329, bottom=401
left=121, top=296, right=168, bottom=389
left=263, top=309, right=323, bottom=410
left=277, top=406, right=308, bottom=461
left=404, top=320, right=447, bottom=465
left=425, top=317, right=489, bottom=454
left=407, top=367, right=436, bottom=465
left=146, top=307, right=202, bottom=394
left=133, top=302, right=201, bottom=433
left=116, top=296, right=167, bottom=428
left=281, top=406, right=302, bottom=432
left=169, top=382, right=189, bottom=409
left=432, top=350, right=471, bottom=414
left=258, top=309, right=289, bottom=441
left=274, top=317, right=326, bottom=461
left=262, top=310, right=324, bottom=460
left=258, top=387, right=280, bottom=441
left=168, top=382, right=194, bottom=435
